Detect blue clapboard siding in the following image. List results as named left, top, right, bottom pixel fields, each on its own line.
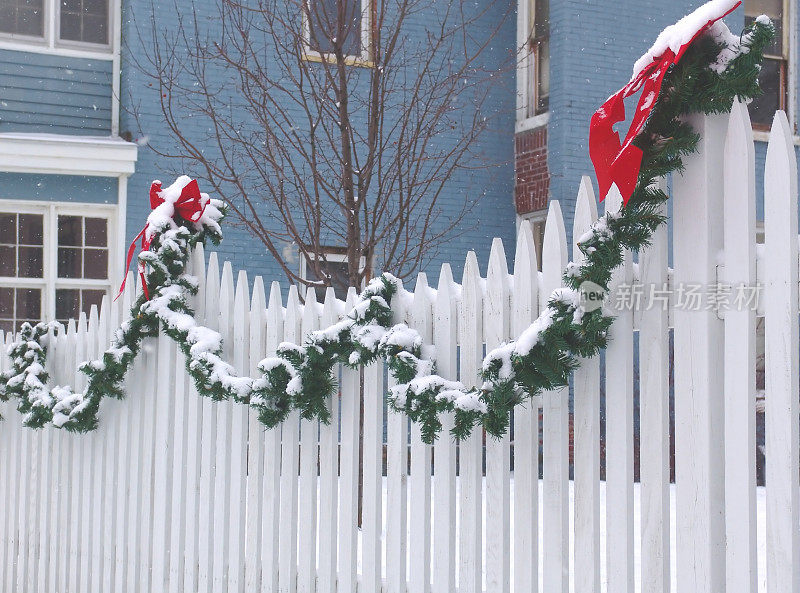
left=0, top=172, right=117, bottom=203
left=0, top=49, right=112, bottom=135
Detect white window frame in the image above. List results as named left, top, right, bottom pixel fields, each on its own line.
left=747, top=0, right=799, bottom=142
left=516, top=210, right=546, bottom=271
left=302, top=0, right=375, bottom=68
left=0, top=199, right=119, bottom=323
left=516, top=0, right=550, bottom=132
left=0, top=0, right=118, bottom=59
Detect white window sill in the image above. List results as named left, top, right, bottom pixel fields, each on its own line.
left=515, top=112, right=550, bottom=134
left=752, top=129, right=800, bottom=145
left=0, top=37, right=114, bottom=60
left=0, top=133, right=137, bottom=176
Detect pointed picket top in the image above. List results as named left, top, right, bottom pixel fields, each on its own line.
left=285, top=284, right=301, bottom=343
left=513, top=220, right=539, bottom=332
left=218, top=261, right=235, bottom=351
left=322, top=287, right=338, bottom=328
left=486, top=238, right=510, bottom=345
left=87, top=305, right=99, bottom=360
left=573, top=176, right=599, bottom=264
left=412, top=273, right=433, bottom=342
left=266, top=281, right=285, bottom=355
left=251, top=276, right=267, bottom=322
left=98, top=294, right=110, bottom=348
left=542, top=199, right=568, bottom=298
left=766, top=110, right=799, bottom=197
left=121, top=270, right=135, bottom=322
left=191, top=243, right=207, bottom=320
left=460, top=250, right=483, bottom=351
left=436, top=263, right=456, bottom=312
left=233, top=270, right=250, bottom=372
left=205, top=252, right=221, bottom=330
left=302, top=286, right=320, bottom=337
left=345, top=286, right=357, bottom=310
left=724, top=99, right=756, bottom=278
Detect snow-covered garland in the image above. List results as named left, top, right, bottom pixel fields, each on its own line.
left=0, top=13, right=774, bottom=443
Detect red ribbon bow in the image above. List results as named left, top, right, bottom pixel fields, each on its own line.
left=589, top=1, right=740, bottom=205
left=116, top=178, right=208, bottom=301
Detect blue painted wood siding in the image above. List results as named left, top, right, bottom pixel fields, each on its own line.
left=0, top=49, right=112, bottom=135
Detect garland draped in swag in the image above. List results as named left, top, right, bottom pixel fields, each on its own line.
left=0, top=16, right=774, bottom=444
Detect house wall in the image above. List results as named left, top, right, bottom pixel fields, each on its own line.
left=118, top=0, right=517, bottom=288
left=0, top=49, right=113, bottom=136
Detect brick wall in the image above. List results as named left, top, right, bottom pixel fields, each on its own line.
left=514, top=126, right=550, bottom=214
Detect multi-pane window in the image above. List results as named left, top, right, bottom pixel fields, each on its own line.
left=59, top=0, right=109, bottom=45
left=300, top=249, right=365, bottom=301
left=525, top=0, right=550, bottom=118
left=746, top=0, right=790, bottom=128
left=0, top=204, right=115, bottom=333
left=0, top=0, right=45, bottom=37
left=305, top=0, right=372, bottom=61
left=0, top=0, right=110, bottom=47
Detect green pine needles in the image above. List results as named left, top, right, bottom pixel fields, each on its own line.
left=0, top=18, right=773, bottom=443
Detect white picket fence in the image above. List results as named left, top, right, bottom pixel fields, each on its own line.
left=0, top=103, right=798, bottom=593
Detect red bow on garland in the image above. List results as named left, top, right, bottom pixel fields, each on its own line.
left=589, top=0, right=740, bottom=205
left=116, top=178, right=208, bottom=301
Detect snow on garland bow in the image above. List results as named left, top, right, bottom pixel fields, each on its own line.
left=0, top=3, right=774, bottom=443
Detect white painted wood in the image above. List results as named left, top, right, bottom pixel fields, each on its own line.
left=512, top=221, right=540, bottom=593
left=338, top=287, right=361, bottom=593
left=244, top=276, right=266, bottom=593
left=386, top=278, right=409, bottom=593
left=571, top=177, right=600, bottom=593
left=410, top=274, right=433, bottom=593
left=361, top=341, right=385, bottom=593
left=278, top=285, right=301, bottom=593
left=261, top=280, right=283, bottom=593
left=318, top=287, right=340, bottom=593
left=55, top=324, right=71, bottom=593
left=197, top=251, right=220, bottom=593
left=764, top=110, right=800, bottom=593
left=604, top=186, right=635, bottom=593
left=459, top=251, right=483, bottom=593
left=169, top=331, right=190, bottom=593
left=228, top=269, right=250, bottom=593
left=722, top=100, right=758, bottom=593
left=485, top=240, right=511, bottom=593
left=541, top=200, right=569, bottom=593
left=212, top=261, right=234, bottom=593
left=298, top=287, right=320, bottom=593
left=433, top=265, right=458, bottom=593
left=638, top=183, right=670, bottom=593
left=672, top=112, right=727, bottom=593
left=67, top=317, right=82, bottom=593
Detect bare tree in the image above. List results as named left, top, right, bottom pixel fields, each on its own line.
left=129, top=0, right=512, bottom=291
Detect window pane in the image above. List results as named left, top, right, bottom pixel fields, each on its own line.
left=309, top=0, right=361, bottom=56
left=0, top=286, right=13, bottom=317
left=59, top=0, right=108, bottom=45
left=749, top=58, right=783, bottom=126
left=0, top=320, right=12, bottom=334
left=0, top=0, right=44, bottom=37
left=83, top=248, right=107, bottom=279
left=18, top=213, right=43, bottom=245
left=307, top=258, right=350, bottom=300
left=56, top=288, right=80, bottom=321
left=537, top=40, right=550, bottom=114
left=84, top=217, right=107, bottom=247
left=18, top=246, right=43, bottom=278
left=58, top=247, right=82, bottom=278
left=745, top=13, right=782, bottom=55
left=58, top=215, right=83, bottom=246
left=81, top=14, right=106, bottom=44
left=0, top=245, right=15, bottom=276
left=16, top=287, right=41, bottom=320
left=0, top=213, right=16, bottom=243
left=62, top=0, right=81, bottom=11
left=81, top=289, right=105, bottom=316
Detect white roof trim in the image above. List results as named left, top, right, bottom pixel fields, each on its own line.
left=0, top=133, right=138, bottom=177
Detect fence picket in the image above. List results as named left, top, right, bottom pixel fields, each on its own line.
left=338, top=288, right=361, bottom=593
left=298, top=288, right=320, bottom=593
left=278, top=286, right=301, bottom=593
left=244, top=276, right=266, bottom=593
left=541, top=200, right=569, bottom=593
left=410, top=274, right=434, bottom=593
left=67, top=316, right=83, bottom=593
left=261, top=280, right=283, bottom=593
left=672, top=112, right=727, bottom=592
left=198, top=251, right=220, bottom=593
left=485, top=240, right=511, bottom=593
left=722, top=100, right=758, bottom=593
left=433, top=265, right=458, bottom=593
left=459, top=251, right=484, bottom=593
left=387, top=278, right=409, bottom=593
left=512, top=222, right=539, bottom=593
left=764, top=110, right=800, bottom=592
left=604, top=186, right=635, bottom=593
left=572, top=177, right=601, bottom=593
left=638, top=182, right=670, bottom=593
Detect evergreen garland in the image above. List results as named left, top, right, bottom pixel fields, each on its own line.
left=0, top=18, right=773, bottom=443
